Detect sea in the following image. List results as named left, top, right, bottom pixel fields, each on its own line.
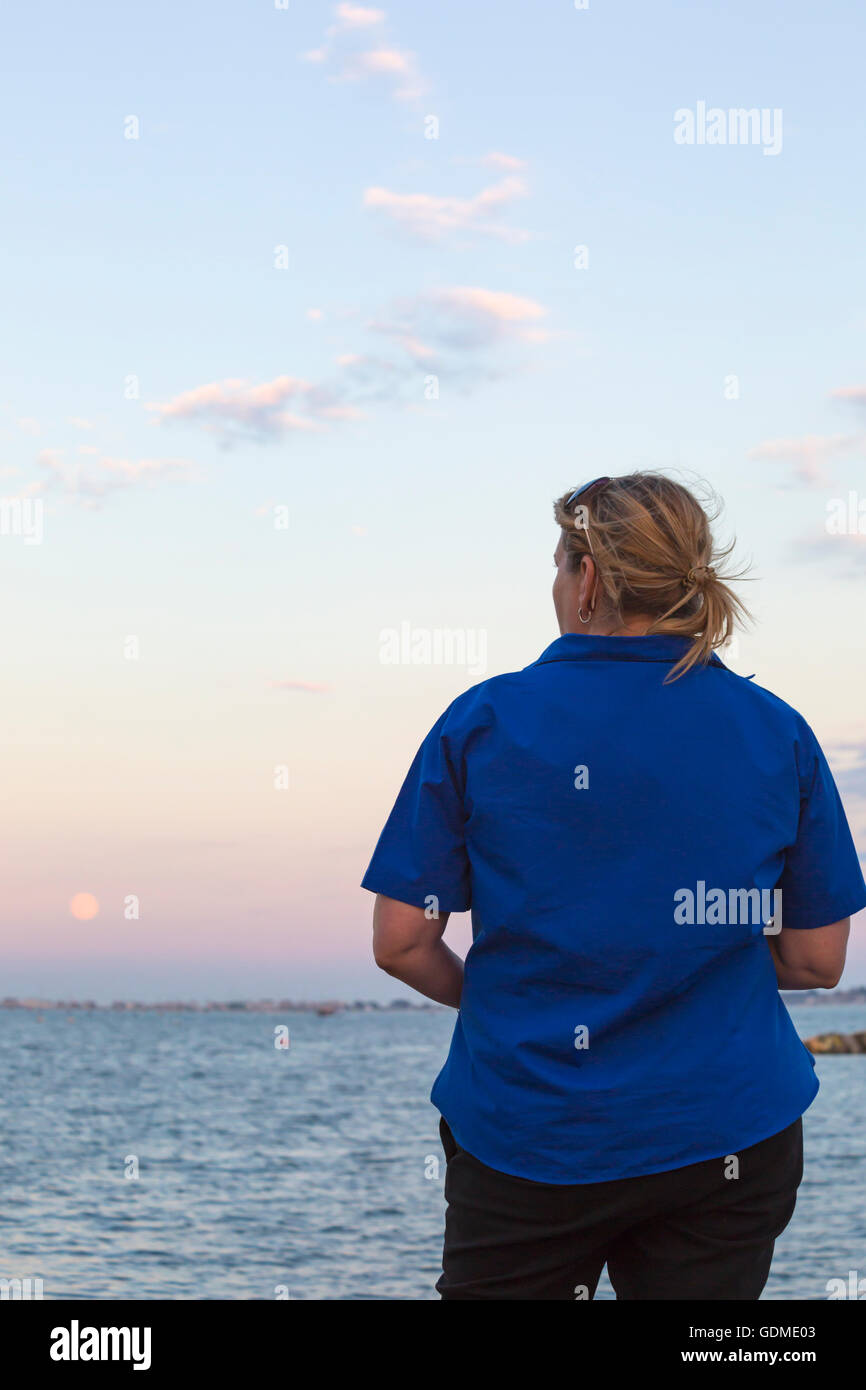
left=0, top=1003, right=863, bottom=1300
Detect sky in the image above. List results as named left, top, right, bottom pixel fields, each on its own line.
left=1, top=0, right=865, bottom=1000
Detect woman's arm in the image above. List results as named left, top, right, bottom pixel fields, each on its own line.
left=766, top=918, right=850, bottom=990
left=372, top=894, right=464, bottom=1008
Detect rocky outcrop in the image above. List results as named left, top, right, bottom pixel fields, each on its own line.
left=804, top=1031, right=866, bottom=1055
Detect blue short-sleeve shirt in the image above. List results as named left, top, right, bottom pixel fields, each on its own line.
left=361, top=634, right=866, bottom=1183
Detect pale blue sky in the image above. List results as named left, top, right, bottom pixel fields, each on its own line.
left=1, top=0, right=864, bottom=998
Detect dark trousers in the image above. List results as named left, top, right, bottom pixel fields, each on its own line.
left=437, top=1115, right=803, bottom=1300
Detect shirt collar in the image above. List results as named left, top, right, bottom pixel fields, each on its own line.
left=534, top=633, right=727, bottom=668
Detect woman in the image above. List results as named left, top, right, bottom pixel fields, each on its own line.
left=361, top=472, right=865, bottom=1301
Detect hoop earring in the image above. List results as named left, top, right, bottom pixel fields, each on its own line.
left=578, top=606, right=593, bottom=625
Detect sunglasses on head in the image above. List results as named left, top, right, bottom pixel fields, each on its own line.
left=565, top=476, right=613, bottom=510
left=564, top=476, right=613, bottom=558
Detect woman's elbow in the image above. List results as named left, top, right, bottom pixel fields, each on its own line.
left=817, top=964, right=845, bottom=989
left=373, top=940, right=405, bottom=973
left=371, top=896, right=437, bottom=972
left=373, top=932, right=427, bottom=973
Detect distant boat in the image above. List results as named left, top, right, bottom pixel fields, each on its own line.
left=315, top=1003, right=340, bottom=1017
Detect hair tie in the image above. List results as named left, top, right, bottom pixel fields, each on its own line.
left=682, top=564, right=715, bottom=588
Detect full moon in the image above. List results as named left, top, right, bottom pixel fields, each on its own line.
left=69, top=892, right=100, bottom=921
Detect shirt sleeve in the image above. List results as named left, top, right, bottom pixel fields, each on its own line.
left=360, top=705, right=471, bottom=914
left=777, top=721, right=866, bottom=929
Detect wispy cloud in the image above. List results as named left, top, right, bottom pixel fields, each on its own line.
left=335, top=3, right=385, bottom=27
left=748, top=379, right=866, bottom=485
left=428, top=286, right=549, bottom=341
left=268, top=679, right=331, bottom=694
left=304, top=4, right=427, bottom=103
left=364, top=285, right=550, bottom=384
left=747, top=434, right=864, bottom=485
left=830, top=385, right=866, bottom=406
left=365, top=286, right=550, bottom=387
left=481, top=152, right=528, bottom=171
left=33, top=449, right=196, bottom=504
left=363, top=176, right=529, bottom=245
left=342, top=48, right=425, bottom=103
left=365, top=323, right=437, bottom=362
left=146, top=377, right=326, bottom=439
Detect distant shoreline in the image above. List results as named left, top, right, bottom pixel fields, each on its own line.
left=2, top=989, right=865, bottom=1014
left=0, top=997, right=442, bottom=1013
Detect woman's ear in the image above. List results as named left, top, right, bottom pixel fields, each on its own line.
left=579, top=554, right=598, bottom=609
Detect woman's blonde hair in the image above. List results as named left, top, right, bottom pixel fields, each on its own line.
left=553, top=472, right=751, bottom=683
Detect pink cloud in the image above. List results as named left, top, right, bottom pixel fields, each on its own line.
left=304, top=6, right=427, bottom=102
left=363, top=177, right=529, bottom=244
left=366, top=284, right=551, bottom=376
left=151, top=376, right=311, bottom=417
left=336, top=4, right=385, bottom=27
left=318, top=405, right=367, bottom=420
left=433, top=286, right=547, bottom=329
left=748, top=434, right=864, bottom=486
left=357, top=48, right=409, bottom=74
left=482, top=152, right=528, bottom=171
left=147, top=369, right=377, bottom=442
left=34, top=449, right=196, bottom=503
left=277, top=412, right=322, bottom=431
left=830, top=385, right=866, bottom=404
left=268, top=680, right=331, bottom=694
left=366, top=321, right=437, bottom=362
left=147, top=377, right=320, bottom=438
